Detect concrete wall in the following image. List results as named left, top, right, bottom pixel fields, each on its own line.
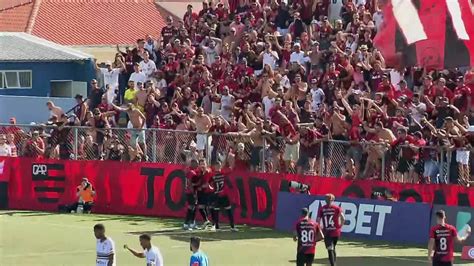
left=0, top=95, right=77, bottom=124
left=0, top=60, right=96, bottom=97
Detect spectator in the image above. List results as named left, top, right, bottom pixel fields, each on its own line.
left=129, top=63, right=147, bottom=88
left=97, top=60, right=125, bottom=105
left=22, top=131, right=45, bottom=158
left=0, top=134, right=12, bottom=157
left=46, top=101, right=64, bottom=119
left=6, top=133, right=17, bottom=157
left=88, top=79, right=104, bottom=110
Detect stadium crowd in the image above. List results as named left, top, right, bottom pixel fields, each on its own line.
left=1, top=0, right=474, bottom=186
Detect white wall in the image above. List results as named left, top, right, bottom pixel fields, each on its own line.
left=0, top=95, right=77, bottom=124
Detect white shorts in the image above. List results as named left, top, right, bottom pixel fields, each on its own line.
left=196, top=134, right=211, bottom=151
left=456, top=150, right=470, bottom=165
left=131, top=129, right=145, bottom=145
left=283, top=143, right=300, bottom=162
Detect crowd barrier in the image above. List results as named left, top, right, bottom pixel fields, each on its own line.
left=3, top=123, right=474, bottom=183
left=0, top=157, right=473, bottom=228
left=275, top=192, right=474, bottom=249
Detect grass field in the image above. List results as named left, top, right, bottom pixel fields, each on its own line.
left=0, top=211, right=471, bottom=266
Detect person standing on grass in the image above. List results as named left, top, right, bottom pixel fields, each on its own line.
left=294, top=207, right=324, bottom=266
left=428, top=210, right=471, bottom=266
left=190, top=237, right=209, bottom=266
left=316, top=194, right=345, bottom=266
left=94, top=223, right=116, bottom=266
left=124, top=234, right=163, bottom=266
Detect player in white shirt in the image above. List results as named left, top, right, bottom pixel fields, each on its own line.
left=124, top=234, right=163, bottom=266
left=329, top=0, right=344, bottom=21
left=309, top=79, right=325, bottom=112
left=129, top=63, right=147, bottom=88
left=94, top=224, right=116, bottom=266
left=139, top=51, right=157, bottom=82
left=99, top=61, right=124, bottom=92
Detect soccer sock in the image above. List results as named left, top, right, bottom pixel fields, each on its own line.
left=185, top=209, right=193, bottom=224
left=199, top=208, right=209, bottom=221
left=227, top=209, right=235, bottom=228
left=328, top=250, right=335, bottom=266
left=212, top=209, right=220, bottom=229
left=190, top=208, right=196, bottom=224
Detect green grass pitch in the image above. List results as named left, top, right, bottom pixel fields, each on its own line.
left=0, top=211, right=472, bottom=266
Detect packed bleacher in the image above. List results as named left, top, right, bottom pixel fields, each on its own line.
left=1, top=0, right=474, bottom=186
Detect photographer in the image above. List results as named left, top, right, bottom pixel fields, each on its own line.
left=68, top=178, right=96, bottom=214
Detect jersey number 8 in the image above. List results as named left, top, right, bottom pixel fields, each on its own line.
left=439, top=237, right=447, bottom=251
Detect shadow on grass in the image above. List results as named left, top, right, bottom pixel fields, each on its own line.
left=0, top=210, right=56, bottom=217
left=127, top=225, right=290, bottom=243
left=289, top=256, right=473, bottom=266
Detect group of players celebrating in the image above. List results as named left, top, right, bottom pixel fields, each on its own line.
left=183, top=158, right=237, bottom=232
left=294, top=194, right=471, bottom=266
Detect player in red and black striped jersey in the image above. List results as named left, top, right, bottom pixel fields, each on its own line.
left=209, top=161, right=237, bottom=231
left=316, top=194, right=345, bottom=266
left=196, top=158, right=212, bottom=228
left=294, top=208, right=324, bottom=266
left=183, top=159, right=200, bottom=229
left=428, top=210, right=471, bottom=266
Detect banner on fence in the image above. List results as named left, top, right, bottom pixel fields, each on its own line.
left=275, top=192, right=431, bottom=245
left=1, top=157, right=474, bottom=227
left=431, top=205, right=474, bottom=249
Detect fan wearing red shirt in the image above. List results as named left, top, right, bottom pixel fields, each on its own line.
left=428, top=210, right=471, bottom=266
left=316, top=194, right=345, bottom=266
left=294, top=208, right=324, bottom=266
left=376, top=75, right=395, bottom=100
left=209, top=161, right=237, bottom=231
left=427, top=78, right=454, bottom=103
left=183, top=159, right=200, bottom=230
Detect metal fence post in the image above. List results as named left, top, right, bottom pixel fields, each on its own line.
left=381, top=145, right=386, bottom=181
left=319, top=140, right=324, bottom=176
left=73, top=127, right=78, bottom=160
left=206, top=133, right=211, bottom=165
left=152, top=130, right=157, bottom=162
left=439, top=148, right=445, bottom=184
left=261, top=136, right=266, bottom=172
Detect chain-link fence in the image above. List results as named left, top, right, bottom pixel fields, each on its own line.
left=1, top=123, right=473, bottom=185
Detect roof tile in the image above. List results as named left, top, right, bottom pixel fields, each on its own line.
left=31, top=0, right=167, bottom=45
left=0, top=2, right=34, bottom=32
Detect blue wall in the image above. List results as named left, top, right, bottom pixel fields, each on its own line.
left=0, top=60, right=96, bottom=97
left=0, top=95, right=77, bottom=123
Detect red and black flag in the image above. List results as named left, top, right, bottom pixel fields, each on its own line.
left=374, top=0, right=474, bottom=69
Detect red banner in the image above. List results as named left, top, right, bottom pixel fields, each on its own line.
left=0, top=157, right=473, bottom=227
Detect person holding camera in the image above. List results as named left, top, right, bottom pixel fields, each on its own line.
left=69, top=178, right=96, bottom=214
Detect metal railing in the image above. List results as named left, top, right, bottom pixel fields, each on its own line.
left=1, top=123, right=472, bottom=185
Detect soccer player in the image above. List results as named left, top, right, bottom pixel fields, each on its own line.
left=184, top=159, right=200, bottom=229
left=428, top=210, right=471, bottom=266
left=190, top=236, right=209, bottom=266
left=294, top=208, right=324, bottom=266
left=94, top=223, right=116, bottom=266
left=316, top=194, right=344, bottom=266
left=209, top=161, right=237, bottom=231
left=196, top=158, right=212, bottom=228
left=124, top=234, right=163, bottom=266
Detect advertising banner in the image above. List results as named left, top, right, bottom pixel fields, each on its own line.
left=431, top=205, right=474, bottom=249
left=1, top=156, right=474, bottom=227
left=275, top=192, right=431, bottom=245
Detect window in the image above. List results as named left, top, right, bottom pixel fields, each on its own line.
left=0, top=70, right=32, bottom=89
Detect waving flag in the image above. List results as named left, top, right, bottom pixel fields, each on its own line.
left=374, top=0, right=474, bottom=69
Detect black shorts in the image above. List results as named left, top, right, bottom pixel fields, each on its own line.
left=296, top=252, right=314, bottom=266
left=432, top=261, right=453, bottom=266
left=324, top=236, right=339, bottom=250
left=397, top=158, right=414, bottom=173
left=186, top=193, right=196, bottom=206
left=212, top=195, right=231, bottom=209
left=197, top=192, right=210, bottom=206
